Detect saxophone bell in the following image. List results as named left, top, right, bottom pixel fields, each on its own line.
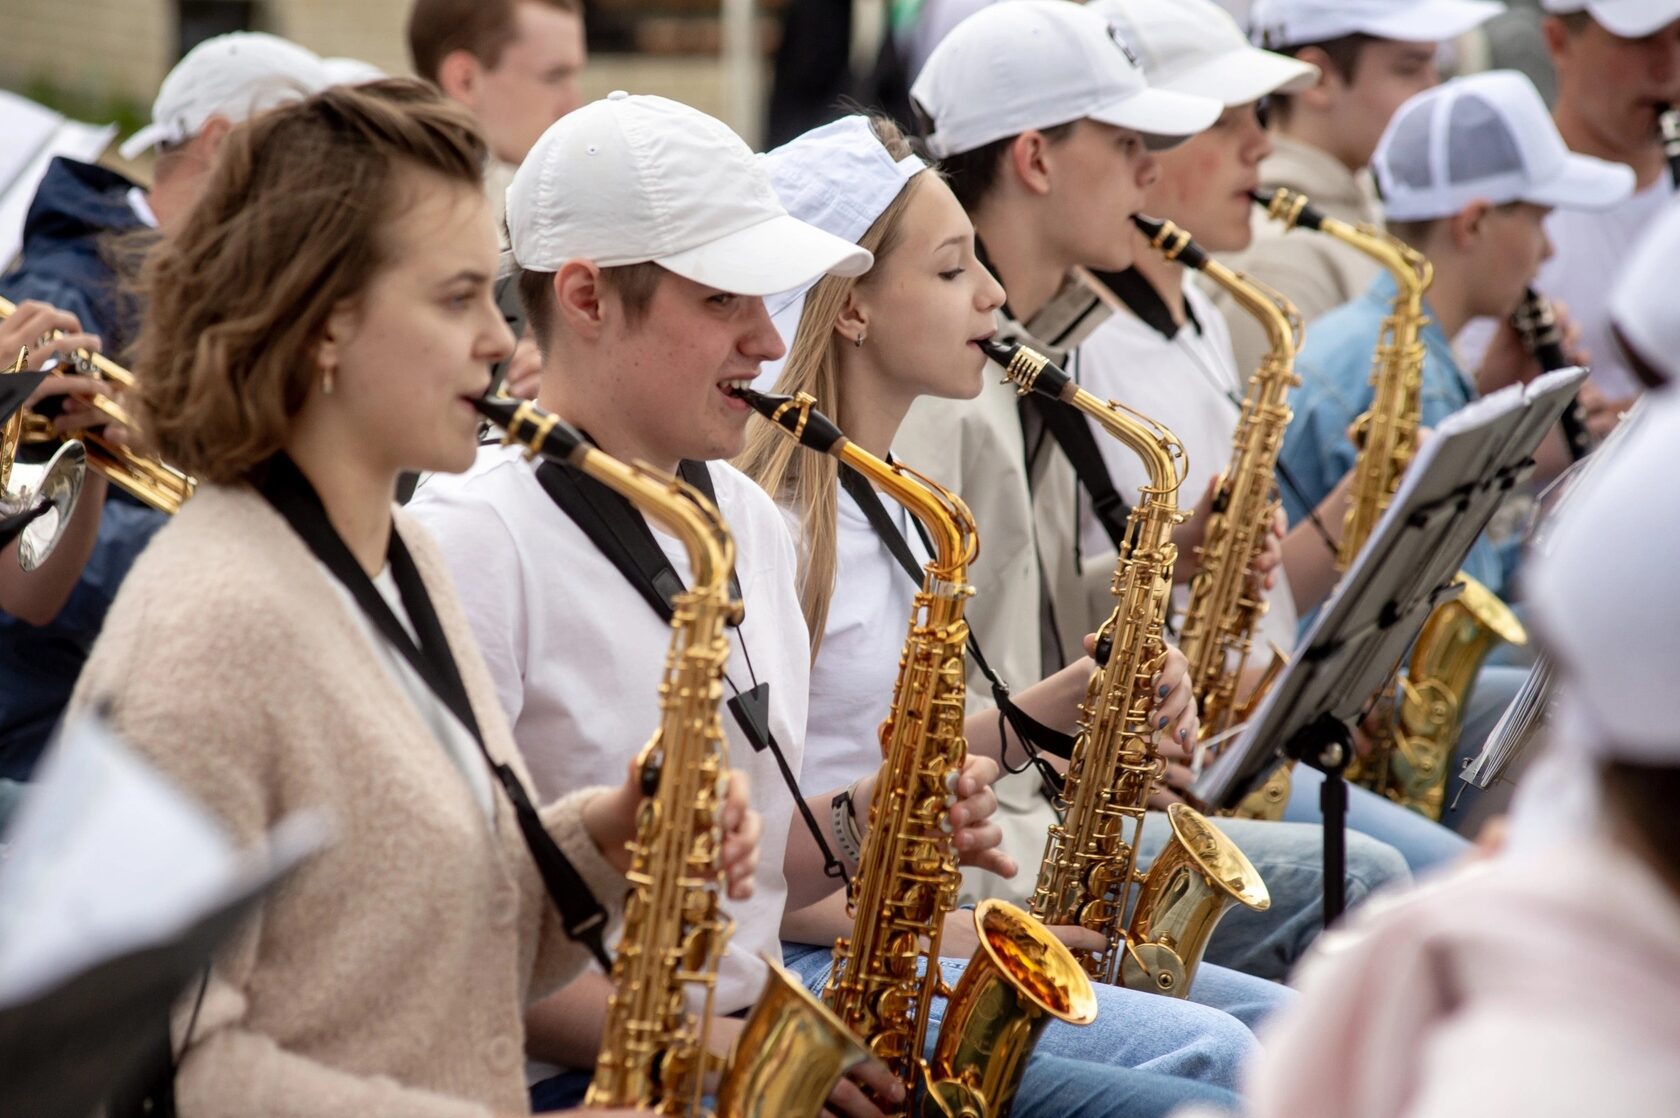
left=715, top=957, right=872, bottom=1118
left=924, top=900, right=1098, bottom=1118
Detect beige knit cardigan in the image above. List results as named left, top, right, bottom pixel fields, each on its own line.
left=68, top=484, right=626, bottom=1118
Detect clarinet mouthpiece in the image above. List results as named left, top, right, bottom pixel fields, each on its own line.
left=730, top=386, right=847, bottom=454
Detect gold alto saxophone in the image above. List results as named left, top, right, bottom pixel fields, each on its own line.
left=475, top=397, right=867, bottom=1118
left=1131, top=215, right=1301, bottom=820
left=982, top=339, right=1270, bottom=998
left=1254, top=189, right=1527, bottom=820
left=735, top=387, right=1096, bottom=1118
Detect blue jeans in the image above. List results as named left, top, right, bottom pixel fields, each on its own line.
left=530, top=1058, right=1239, bottom=1116
left=1133, top=813, right=1410, bottom=982
left=1284, top=767, right=1468, bottom=874
left=783, top=941, right=1280, bottom=1092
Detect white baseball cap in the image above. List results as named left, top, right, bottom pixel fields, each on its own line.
left=755, top=115, right=927, bottom=385
left=120, top=32, right=330, bottom=159
left=1539, top=0, right=1680, bottom=37
left=321, top=57, right=387, bottom=87
left=506, top=92, right=873, bottom=297
left=1090, top=0, right=1319, bottom=106
left=1609, top=200, right=1680, bottom=386
left=1371, top=70, right=1634, bottom=221
left=1248, top=0, right=1503, bottom=50
left=910, top=0, right=1223, bottom=158
left=1528, top=388, right=1680, bottom=762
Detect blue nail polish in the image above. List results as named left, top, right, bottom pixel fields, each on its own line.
left=1158, top=684, right=1170, bottom=697
left=1158, top=715, right=1169, bottom=729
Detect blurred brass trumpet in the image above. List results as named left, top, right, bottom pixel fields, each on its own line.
left=2, top=345, right=85, bottom=569
left=0, top=296, right=194, bottom=514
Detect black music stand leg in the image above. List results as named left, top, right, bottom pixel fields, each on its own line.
left=1317, top=742, right=1349, bottom=925
left=1285, top=712, right=1355, bottom=928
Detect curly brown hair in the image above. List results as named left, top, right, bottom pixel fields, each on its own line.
left=136, top=79, right=488, bottom=484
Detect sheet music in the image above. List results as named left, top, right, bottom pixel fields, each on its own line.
left=0, top=715, right=330, bottom=1007
left=0, top=90, right=117, bottom=273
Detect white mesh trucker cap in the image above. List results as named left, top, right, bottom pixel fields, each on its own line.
left=506, top=92, right=873, bottom=297
left=1090, top=0, right=1320, bottom=105
left=120, top=33, right=330, bottom=159
left=1248, top=0, right=1503, bottom=50
left=1371, top=70, right=1634, bottom=221
left=910, top=0, right=1223, bottom=158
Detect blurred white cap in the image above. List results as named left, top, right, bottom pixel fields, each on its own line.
left=1248, top=0, right=1502, bottom=50
left=1091, top=0, right=1319, bottom=105
left=120, top=32, right=329, bottom=159
left=1539, top=0, right=1680, bottom=37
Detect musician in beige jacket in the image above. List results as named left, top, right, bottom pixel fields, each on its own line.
left=1212, top=0, right=1501, bottom=376
left=68, top=81, right=759, bottom=1118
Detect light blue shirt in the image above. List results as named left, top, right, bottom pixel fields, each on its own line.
left=1278, top=271, right=1505, bottom=597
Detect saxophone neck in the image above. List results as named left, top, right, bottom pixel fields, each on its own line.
left=983, top=338, right=1188, bottom=504
left=1132, top=213, right=1302, bottom=355
left=1253, top=188, right=1432, bottom=301
left=478, top=395, right=739, bottom=604
left=736, top=387, right=978, bottom=584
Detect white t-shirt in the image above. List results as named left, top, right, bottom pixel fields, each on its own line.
left=1456, top=175, right=1677, bottom=400
left=407, top=446, right=812, bottom=1014
left=1074, top=273, right=1299, bottom=653
left=1534, top=176, right=1675, bottom=400
left=323, top=563, right=496, bottom=820
left=795, top=484, right=930, bottom=798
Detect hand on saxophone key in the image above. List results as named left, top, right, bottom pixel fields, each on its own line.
left=1147, top=647, right=1201, bottom=809
left=717, top=770, right=762, bottom=901
left=585, top=762, right=762, bottom=897
left=948, top=754, right=1016, bottom=878
left=1245, top=506, right=1286, bottom=596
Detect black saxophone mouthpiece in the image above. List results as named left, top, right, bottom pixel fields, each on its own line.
left=1131, top=214, right=1209, bottom=270
left=730, top=386, right=846, bottom=454
left=472, top=394, right=586, bottom=461
left=979, top=338, right=1072, bottom=399
left=1251, top=186, right=1326, bottom=232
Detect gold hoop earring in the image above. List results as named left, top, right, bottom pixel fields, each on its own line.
left=321, top=364, right=336, bottom=396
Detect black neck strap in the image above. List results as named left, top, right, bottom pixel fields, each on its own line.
left=970, top=254, right=1133, bottom=555
left=837, top=464, right=1074, bottom=796
left=1021, top=387, right=1133, bottom=553
left=532, top=453, right=849, bottom=885
left=256, top=453, right=611, bottom=971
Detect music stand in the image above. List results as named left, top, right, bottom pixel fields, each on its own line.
left=1192, top=367, right=1588, bottom=923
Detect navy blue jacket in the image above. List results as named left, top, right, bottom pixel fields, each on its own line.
left=2, top=156, right=148, bottom=358
left=0, top=156, right=165, bottom=779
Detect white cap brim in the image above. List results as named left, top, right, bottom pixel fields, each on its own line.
left=1162, top=48, right=1320, bottom=106
left=1091, top=86, right=1223, bottom=150
left=1590, top=0, right=1680, bottom=38
left=1355, top=0, right=1503, bottom=41
left=1522, top=152, right=1637, bottom=212
left=655, top=213, right=874, bottom=297
left=118, top=123, right=176, bottom=160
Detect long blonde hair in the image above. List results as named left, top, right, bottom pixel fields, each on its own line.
left=736, top=116, right=925, bottom=658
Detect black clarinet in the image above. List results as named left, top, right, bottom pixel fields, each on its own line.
left=1511, top=287, right=1593, bottom=462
